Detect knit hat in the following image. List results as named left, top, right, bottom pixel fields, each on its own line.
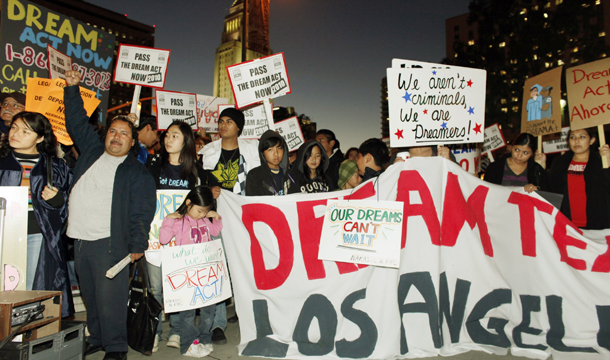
left=219, top=107, right=245, bottom=135
left=338, top=160, right=358, bottom=189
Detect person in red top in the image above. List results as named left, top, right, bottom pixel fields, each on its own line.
left=549, top=128, right=610, bottom=229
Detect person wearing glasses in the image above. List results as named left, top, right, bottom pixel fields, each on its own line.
left=1, top=92, right=26, bottom=126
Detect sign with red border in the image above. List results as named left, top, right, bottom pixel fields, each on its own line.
left=113, top=44, right=170, bottom=88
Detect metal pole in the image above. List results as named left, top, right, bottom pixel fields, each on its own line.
left=241, top=0, right=248, bottom=62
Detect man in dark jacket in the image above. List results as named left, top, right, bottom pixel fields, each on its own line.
left=246, top=130, right=289, bottom=196
left=64, top=70, right=156, bottom=360
left=357, top=138, right=390, bottom=183
left=316, top=129, right=343, bottom=187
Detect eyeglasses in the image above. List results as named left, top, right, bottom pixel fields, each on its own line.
left=1, top=101, right=24, bottom=110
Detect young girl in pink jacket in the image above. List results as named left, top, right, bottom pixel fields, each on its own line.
left=159, top=186, right=223, bottom=358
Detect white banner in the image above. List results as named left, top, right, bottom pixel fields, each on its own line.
left=219, top=158, right=610, bottom=360
left=275, top=116, right=305, bottom=152
left=226, top=53, right=291, bottom=108
left=156, top=90, right=198, bottom=130
left=161, top=240, right=232, bottom=313
left=483, top=123, right=506, bottom=153
left=218, top=104, right=273, bottom=139
left=387, top=59, right=486, bottom=148
left=113, top=44, right=170, bottom=88
left=196, top=95, right=228, bottom=133
left=46, top=45, right=71, bottom=80
left=543, top=127, right=570, bottom=154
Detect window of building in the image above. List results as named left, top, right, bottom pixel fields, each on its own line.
left=454, top=25, right=459, bottom=31
left=545, top=1, right=551, bottom=8
left=501, top=108, right=508, bottom=113
left=600, top=31, right=606, bottom=37
left=571, top=58, right=579, bottom=64
left=455, top=34, right=460, bottom=40
left=499, top=42, right=506, bottom=47
left=556, top=0, right=563, bottom=4
left=501, top=98, right=507, bottom=104
left=512, top=106, right=519, bottom=113
left=468, top=40, right=475, bottom=46
left=557, top=59, right=564, bottom=65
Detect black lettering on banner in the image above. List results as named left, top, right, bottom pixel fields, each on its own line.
left=336, top=288, right=377, bottom=358
left=242, top=299, right=289, bottom=357
left=397, top=272, right=441, bottom=355
left=293, top=294, right=337, bottom=356
left=546, top=295, right=596, bottom=353
left=465, top=288, right=511, bottom=348
left=596, top=305, right=610, bottom=351
left=439, top=272, right=470, bottom=345
left=512, top=295, right=547, bottom=350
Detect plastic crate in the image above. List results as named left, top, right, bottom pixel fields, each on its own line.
left=0, top=321, right=85, bottom=360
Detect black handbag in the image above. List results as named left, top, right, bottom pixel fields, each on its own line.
left=127, top=258, right=163, bottom=356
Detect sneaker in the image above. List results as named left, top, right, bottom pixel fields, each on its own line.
left=153, top=334, right=160, bottom=353
left=167, top=334, right=180, bottom=348
left=200, top=343, right=213, bottom=353
left=211, top=328, right=227, bottom=345
left=183, top=342, right=210, bottom=358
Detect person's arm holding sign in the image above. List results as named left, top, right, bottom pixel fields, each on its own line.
left=601, top=144, right=610, bottom=169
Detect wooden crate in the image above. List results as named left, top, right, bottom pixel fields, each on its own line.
left=0, top=291, right=61, bottom=341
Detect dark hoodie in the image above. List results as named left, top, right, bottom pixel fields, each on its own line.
left=283, top=140, right=335, bottom=194
left=246, top=130, right=289, bottom=196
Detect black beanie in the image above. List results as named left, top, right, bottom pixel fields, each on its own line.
left=219, top=108, right=245, bottom=135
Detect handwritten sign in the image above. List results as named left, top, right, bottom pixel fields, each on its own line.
left=542, top=126, right=570, bottom=154
left=566, top=57, right=610, bottom=130
left=521, top=67, right=563, bottom=136
left=482, top=123, right=506, bottom=153
left=387, top=59, right=486, bottom=147
left=274, top=116, right=304, bottom=152
left=217, top=104, right=273, bottom=139
left=226, top=53, right=291, bottom=108
left=47, top=46, right=71, bottom=80
left=113, top=44, right=170, bottom=88
left=450, top=143, right=481, bottom=175
left=318, top=200, right=404, bottom=268
left=196, top=94, right=227, bottom=133
left=161, top=240, right=232, bottom=313
left=155, top=90, right=198, bottom=130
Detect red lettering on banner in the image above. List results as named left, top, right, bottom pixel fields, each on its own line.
left=396, top=170, right=440, bottom=249
left=592, top=235, right=610, bottom=273
left=441, top=172, right=492, bottom=256
left=242, top=203, right=294, bottom=290
left=508, top=192, right=554, bottom=257
left=346, top=182, right=377, bottom=200
left=552, top=211, right=587, bottom=270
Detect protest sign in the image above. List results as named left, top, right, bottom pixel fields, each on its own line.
left=0, top=0, right=115, bottom=122
left=521, top=67, right=563, bottom=136
left=148, top=190, right=188, bottom=253
left=113, top=44, right=170, bottom=88
left=47, top=46, right=71, bottom=80
left=155, top=90, right=198, bottom=130
left=219, top=158, right=610, bottom=360
left=482, top=123, right=506, bottom=154
left=161, top=240, right=232, bottom=313
left=274, top=116, right=305, bottom=152
left=318, top=200, right=403, bottom=268
left=226, top=52, right=291, bottom=108
left=0, top=187, right=28, bottom=291
left=387, top=59, right=486, bottom=147
left=196, top=95, right=228, bottom=132
left=566, top=57, right=610, bottom=131
left=218, top=103, right=274, bottom=139
left=542, top=127, right=570, bottom=154
left=450, top=143, right=481, bottom=175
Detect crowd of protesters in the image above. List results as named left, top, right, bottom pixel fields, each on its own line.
left=0, top=70, right=609, bottom=359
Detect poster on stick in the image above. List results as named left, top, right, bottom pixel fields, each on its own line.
left=161, top=240, right=232, bottom=313
left=542, top=127, right=570, bottom=154
left=274, top=116, right=305, bottom=152
left=521, top=66, right=563, bottom=136
left=566, top=57, right=610, bottom=130
left=482, top=123, right=506, bottom=154
left=387, top=59, right=486, bottom=147
left=450, top=143, right=481, bottom=175
left=196, top=95, right=228, bottom=133
left=113, top=44, right=170, bottom=88
left=226, top=52, right=291, bottom=108
left=217, top=104, right=273, bottom=139
left=156, top=90, right=198, bottom=130
left=47, top=46, right=72, bottom=80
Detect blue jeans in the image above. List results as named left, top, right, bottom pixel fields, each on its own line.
left=26, top=233, right=43, bottom=291
left=212, top=301, right=227, bottom=331
left=147, top=262, right=180, bottom=337
left=179, top=305, right=215, bottom=354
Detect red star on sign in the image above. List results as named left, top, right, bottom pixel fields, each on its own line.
left=467, top=79, right=473, bottom=87
left=395, top=129, right=404, bottom=139
left=473, top=123, right=482, bottom=134
left=423, top=109, right=428, bottom=114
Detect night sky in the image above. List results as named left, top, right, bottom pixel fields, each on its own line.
left=86, top=0, right=472, bottom=150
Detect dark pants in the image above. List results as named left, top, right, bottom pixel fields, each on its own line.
left=75, top=238, right=129, bottom=353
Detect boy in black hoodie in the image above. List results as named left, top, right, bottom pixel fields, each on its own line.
left=246, top=130, right=289, bottom=196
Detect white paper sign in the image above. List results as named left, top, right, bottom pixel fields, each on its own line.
left=156, top=90, right=198, bottom=130
left=387, top=59, right=486, bottom=147
left=113, top=44, right=170, bottom=88
left=318, top=200, right=404, bottom=268
left=217, top=104, right=274, bottom=139
left=0, top=187, right=28, bottom=291
left=451, top=143, right=481, bottom=175
left=482, top=123, right=506, bottom=153
left=196, top=95, right=228, bottom=133
left=161, top=240, right=232, bottom=313
left=147, top=190, right=187, bottom=256
left=226, top=53, right=291, bottom=108
left=274, top=116, right=305, bottom=152
left=543, top=126, right=570, bottom=154
left=46, top=45, right=72, bottom=80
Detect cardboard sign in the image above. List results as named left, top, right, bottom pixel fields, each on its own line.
left=482, top=123, right=506, bottom=153
left=566, top=57, right=610, bottom=130
left=318, top=200, right=404, bottom=268
left=521, top=67, right=563, bottom=136
left=47, top=46, right=71, bottom=80
left=0, top=187, right=28, bottom=291
left=161, top=240, right=232, bottom=313
left=274, top=116, right=305, bottom=152
left=113, top=44, right=170, bottom=88
left=226, top=52, right=291, bottom=108
left=387, top=59, right=486, bottom=147
left=0, top=0, right=115, bottom=122
left=542, top=126, right=570, bottom=154
left=156, top=90, right=198, bottom=130
left=450, top=143, right=481, bottom=175
left=217, top=104, right=274, bottom=139
left=196, top=95, right=228, bottom=132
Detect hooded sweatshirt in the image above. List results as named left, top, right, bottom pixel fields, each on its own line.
left=283, top=140, right=334, bottom=194
left=246, top=130, right=290, bottom=196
